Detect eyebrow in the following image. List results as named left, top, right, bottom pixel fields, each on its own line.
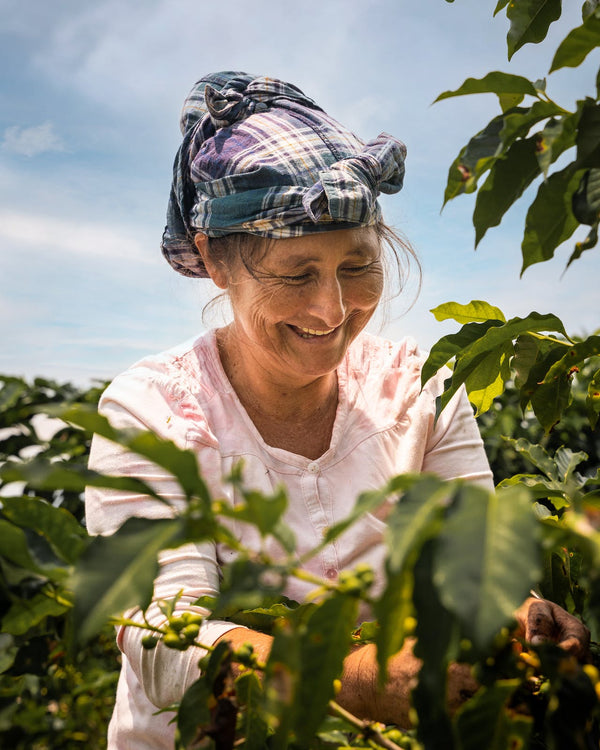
left=278, top=248, right=374, bottom=270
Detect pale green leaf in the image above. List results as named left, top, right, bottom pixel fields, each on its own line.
left=550, top=9, right=600, bottom=72
left=433, top=485, right=542, bottom=650
left=536, top=112, right=579, bottom=177
left=431, top=300, right=506, bottom=324
left=464, top=346, right=512, bottom=415
left=507, top=0, right=562, bottom=59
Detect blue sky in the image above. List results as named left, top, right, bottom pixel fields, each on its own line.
left=1, top=0, right=598, bottom=385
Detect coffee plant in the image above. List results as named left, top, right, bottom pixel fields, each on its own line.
left=1, top=2, right=600, bottom=748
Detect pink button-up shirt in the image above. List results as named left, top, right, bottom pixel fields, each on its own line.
left=86, top=330, right=493, bottom=749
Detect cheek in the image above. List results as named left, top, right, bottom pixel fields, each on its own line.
left=349, top=270, right=384, bottom=309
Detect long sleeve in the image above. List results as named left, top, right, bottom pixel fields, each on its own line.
left=85, top=365, right=241, bottom=708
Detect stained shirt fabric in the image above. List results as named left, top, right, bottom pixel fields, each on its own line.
left=85, top=329, right=494, bottom=749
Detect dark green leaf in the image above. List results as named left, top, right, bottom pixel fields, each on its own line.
left=235, top=671, right=269, bottom=750
left=521, top=165, right=585, bottom=273
left=438, top=313, right=569, bottom=414
left=433, top=485, right=542, bottom=650
left=421, top=320, right=503, bottom=387
left=0, top=496, right=87, bottom=564
left=57, top=404, right=212, bottom=506
left=412, top=539, right=457, bottom=749
left=0, top=518, right=68, bottom=580
left=434, top=73, right=538, bottom=103
left=454, top=679, right=533, bottom=750
left=210, top=557, right=287, bottom=619
left=506, top=0, right=562, bottom=59
left=0, top=633, right=18, bottom=674
left=375, top=476, right=450, bottom=673
left=536, top=113, right=578, bottom=177
left=566, top=222, right=599, bottom=268
left=71, top=516, right=183, bottom=643
left=176, top=678, right=212, bottom=747
left=572, top=168, right=600, bottom=224
left=494, top=0, right=510, bottom=14
left=1, top=590, right=69, bottom=635
left=576, top=99, right=600, bottom=167
left=294, top=593, right=358, bottom=746
left=587, top=368, right=600, bottom=427
left=474, top=137, right=541, bottom=247
left=443, top=116, right=506, bottom=205
left=550, top=9, right=600, bottom=71
left=500, top=100, right=565, bottom=148
left=583, top=0, right=600, bottom=20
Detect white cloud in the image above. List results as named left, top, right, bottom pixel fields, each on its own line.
left=2, top=122, right=65, bottom=157
left=0, top=210, right=152, bottom=263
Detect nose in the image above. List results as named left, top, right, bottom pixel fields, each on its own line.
left=306, top=274, right=346, bottom=328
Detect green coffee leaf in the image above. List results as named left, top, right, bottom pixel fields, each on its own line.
left=294, top=593, right=358, bottom=746
left=421, top=320, right=504, bottom=388
left=474, top=137, right=541, bottom=247
left=235, top=671, right=269, bottom=750
left=1, top=590, right=69, bottom=636
left=572, top=169, right=600, bottom=224
left=576, top=100, right=600, bottom=167
left=521, top=166, right=585, bottom=273
left=433, top=485, right=542, bottom=650
left=0, top=496, right=87, bottom=564
left=454, top=679, right=533, bottom=750
left=434, top=72, right=538, bottom=103
left=587, top=368, right=600, bottom=427
left=500, top=100, right=564, bottom=148
left=71, top=516, right=183, bottom=643
left=536, top=113, right=578, bottom=177
left=430, top=300, right=506, bottom=324
left=550, top=9, right=600, bottom=72
left=375, top=476, right=450, bottom=673
left=506, top=0, right=562, bottom=59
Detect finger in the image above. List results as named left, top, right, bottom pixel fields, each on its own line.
left=525, top=599, right=557, bottom=645
left=548, top=601, right=590, bottom=658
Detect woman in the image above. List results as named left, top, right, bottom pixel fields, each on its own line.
left=86, top=71, right=589, bottom=749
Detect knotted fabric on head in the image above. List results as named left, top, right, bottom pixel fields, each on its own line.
left=162, top=71, right=407, bottom=277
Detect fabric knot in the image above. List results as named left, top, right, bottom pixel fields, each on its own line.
left=204, top=76, right=322, bottom=130
left=303, top=133, right=406, bottom=224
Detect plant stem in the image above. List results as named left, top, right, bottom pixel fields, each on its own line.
left=328, top=700, right=405, bottom=750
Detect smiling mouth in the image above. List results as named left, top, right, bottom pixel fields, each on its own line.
left=290, top=325, right=337, bottom=339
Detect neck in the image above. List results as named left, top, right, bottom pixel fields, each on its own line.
left=216, top=327, right=339, bottom=458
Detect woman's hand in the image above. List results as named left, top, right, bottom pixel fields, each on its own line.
left=513, top=597, right=590, bottom=659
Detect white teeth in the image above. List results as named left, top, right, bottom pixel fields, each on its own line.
left=298, top=327, right=335, bottom=336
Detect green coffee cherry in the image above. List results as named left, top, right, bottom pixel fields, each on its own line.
left=141, top=634, right=159, bottom=650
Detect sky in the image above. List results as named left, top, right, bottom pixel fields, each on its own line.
left=1, top=0, right=598, bottom=385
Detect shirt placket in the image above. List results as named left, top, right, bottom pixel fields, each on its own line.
left=301, top=460, right=339, bottom=582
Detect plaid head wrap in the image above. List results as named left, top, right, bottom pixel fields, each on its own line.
left=162, top=71, right=407, bottom=278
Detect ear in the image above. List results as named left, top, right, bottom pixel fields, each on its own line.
left=194, top=234, right=228, bottom=289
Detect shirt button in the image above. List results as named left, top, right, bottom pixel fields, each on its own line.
left=325, top=568, right=337, bottom=580
left=307, top=461, right=319, bottom=474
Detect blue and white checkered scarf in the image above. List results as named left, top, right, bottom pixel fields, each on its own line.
left=162, top=71, right=407, bottom=278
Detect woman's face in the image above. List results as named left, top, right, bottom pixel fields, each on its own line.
left=222, top=226, right=384, bottom=387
